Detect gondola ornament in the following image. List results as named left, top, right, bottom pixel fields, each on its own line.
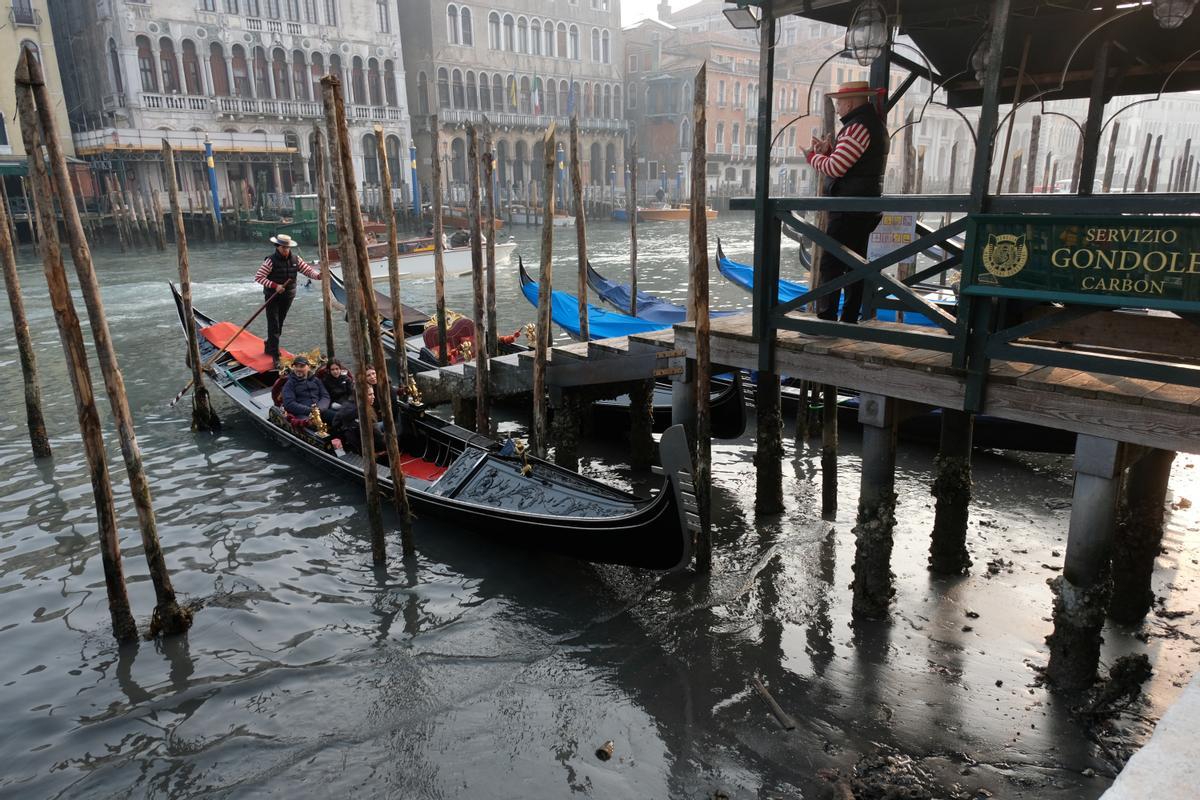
left=308, top=405, right=329, bottom=436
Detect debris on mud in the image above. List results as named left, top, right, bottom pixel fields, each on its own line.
left=818, top=746, right=989, bottom=799
left=1078, top=654, right=1153, bottom=721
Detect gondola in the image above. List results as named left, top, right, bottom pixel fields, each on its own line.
left=517, top=257, right=748, bottom=439
left=330, top=272, right=747, bottom=439
left=170, top=283, right=698, bottom=571
left=714, top=239, right=957, bottom=326
left=585, top=261, right=739, bottom=324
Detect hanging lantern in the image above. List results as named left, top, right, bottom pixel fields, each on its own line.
left=845, top=0, right=889, bottom=67
left=969, top=28, right=992, bottom=83
left=1153, top=0, right=1197, bottom=28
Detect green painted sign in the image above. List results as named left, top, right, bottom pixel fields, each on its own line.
left=963, top=214, right=1200, bottom=311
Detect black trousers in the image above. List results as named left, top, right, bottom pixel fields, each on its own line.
left=815, top=211, right=882, bottom=324
left=263, top=288, right=295, bottom=357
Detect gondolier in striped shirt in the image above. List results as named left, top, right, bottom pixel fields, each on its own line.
left=804, top=80, right=889, bottom=324
left=254, top=233, right=322, bottom=366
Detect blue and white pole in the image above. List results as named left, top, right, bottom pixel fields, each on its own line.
left=409, top=142, right=420, bottom=217
left=204, top=137, right=222, bottom=223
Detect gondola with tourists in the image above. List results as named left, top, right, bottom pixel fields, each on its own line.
left=171, top=283, right=698, bottom=571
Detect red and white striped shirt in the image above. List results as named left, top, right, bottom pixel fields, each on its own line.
left=254, top=253, right=321, bottom=290
left=807, top=122, right=871, bottom=179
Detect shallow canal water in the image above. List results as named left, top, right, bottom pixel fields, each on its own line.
left=0, top=215, right=1197, bottom=799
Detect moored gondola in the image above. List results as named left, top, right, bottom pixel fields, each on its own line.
left=171, top=283, right=698, bottom=571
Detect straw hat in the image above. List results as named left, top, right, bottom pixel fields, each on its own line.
left=827, top=80, right=875, bottom=99
left=270, top=233, right=299, bottom=247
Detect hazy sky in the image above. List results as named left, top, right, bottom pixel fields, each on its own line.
left=621, top=0, right=700, bottom=27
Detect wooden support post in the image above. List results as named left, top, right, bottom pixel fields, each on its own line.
left=929, top=409, right=973, bottom=574
left=1109, top=449, right=1175, bottom=624
left=754, top=371, right=784, bottom=515
left=569, top=116, right=589, bottom=341
left=532, top=124, right=557, bottom=459
left=0, top=189, right=51, bottom=457
left=1007, top=151, right=1020, bottom=193
left=1025, top=115, right=1041, bottom=193
left=163, top=142, right=220, bottom=433
left=690, top=63, right=712, bottom=570
left=1046, top=435, right=1123, bottom=690
left=323, top=76, right=388, bottom=564
left=550, top=389, right=579, bottom=471
left=149, top=190, right=167, bottom=251
left=23, top=51, right=193, bottom=636
left=314, top=126, right=336, bottom=361
left=374, top=126, right=407, bottom=390
left=430, top=116, right=448, bottom=365
left=128, top=188, right=149, bottom=245
left=852, top=394, right=897, bottom=619
left=466, top=123, right=490, bottom=433
left=793, top=380, right=810, bottom=444
left=1101, top=121, right=1120, bottom=193
left=628, top=378, right=654, bottom=471
left=483, top=127, right=498, bottom=357
left=1123, top=155, right=1134, bottom=193
left=1179, top=139, right=1192, bottom=192
left=821, top=385, right=838, bottom=517
left=16, top=56, right=139, bottom=642
left=627, top=138, right=638, bottom=316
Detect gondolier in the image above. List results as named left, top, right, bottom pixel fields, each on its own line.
left=803, top=80, right=888, bottom=324
left=253, top=233, right=323, bottom=365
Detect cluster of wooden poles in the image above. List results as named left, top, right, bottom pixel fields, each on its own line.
left=2, top=49, right=193, bottom=642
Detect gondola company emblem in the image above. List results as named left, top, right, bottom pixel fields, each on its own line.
left=981, top=234, right=1028, bottom=278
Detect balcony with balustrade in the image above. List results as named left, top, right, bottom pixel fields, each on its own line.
left=435, top=108, right=626, bottom=134
left=128, top=89, right=402, bottom=127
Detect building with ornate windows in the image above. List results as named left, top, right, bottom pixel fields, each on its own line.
left=398, top=0, right=625, bottom=203
left=47, top=0, right=411, bottom=221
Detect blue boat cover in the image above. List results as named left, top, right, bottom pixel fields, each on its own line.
left=520, top=263, right=668, bottom=340
left=587, top=263, right=738, bottom=324
left=715, top=250, right=950, bottom=327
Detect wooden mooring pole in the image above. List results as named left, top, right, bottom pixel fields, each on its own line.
left=149, top=190, right=167, bottom=251
left=851, top=394, right=898, bottom=619
left=532, top=124, right=557, bottom=459
left=569, top=116, right=589, bottom=341
left=430, top=116, right=449, bottom=365
left=1025, top=115, right=1041, bottom=192
left=163, top=141, right=219, bottom=433
left=467, top=123, right=490, bottom=433
left=628, top=139, right=638, bottom=316
left=323, top=76, right=389, bottom=564
left=374, top=126, right=408, bottom=391
left=1101, top=121, right=1120, bottom=193
left=690, top=63, right=713, bottom=569
left=16, top=54, right=137, bottom=641
left=483, top=124, right=498, bottom=357
left=314, top=125, right=336, bottom=361
left=22, top=50, right=193, bottom=636
left=929, top=410, right=973, bottom=574
left=0, top=187, right=51, bottom=457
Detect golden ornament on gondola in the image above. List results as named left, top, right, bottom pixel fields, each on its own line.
left=309, top=405, right=328, bottom=436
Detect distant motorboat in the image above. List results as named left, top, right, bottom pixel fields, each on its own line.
left=331, top=239, right=517, bottom=282
left=508, top=204, right=575, bottom=227
left=611, top=205, right=718, bottom=222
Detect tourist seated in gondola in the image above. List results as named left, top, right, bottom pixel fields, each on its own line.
left=281, top=355, right=333, bottom=426
left=321, top=358, right=354, bottom=409
left=330, top=387, right=386, bottom=456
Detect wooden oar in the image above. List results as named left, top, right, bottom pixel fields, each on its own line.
left=169, top=279, right=291, bottom=407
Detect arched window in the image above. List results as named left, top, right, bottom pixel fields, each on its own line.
left=545, top=79, right=556, bottom=116
left=362, top=133, right=379, bottom=184
left=732, top=123, right=740, bottom=148
left=437, top=68, right=450, bottom=108
left=252, top=46, right=270, bottom=98
left=451, top=137, right=466, bottom=183
left=291, top=51, right=308, bottom=101
left=495, top=140, right=508, bottom=185
left=136, top=36, right=158, bottom=92
left=368, top=57, right=382, bottom=106
left=159, top=38, right=180, bottom=93
left=531, top=20, right=542, bottom=56
left=583, top=83, right=591, bottom=118
left=517, top=17, right=528, bottom=54
left=503, top=14, right=515, bottom=51
left=558, top=80, right=568, bottom=114
left=328, top=53, right=342, bottom=88
left=272, top=48, right=291, bottom=100
left=461, top=7, right=473, bottom=45
left=386, top=135, right=403, bottom=187
left=109, top=39, right=124, bottom=94
left=447, top=4, right=459, bottom=44
left=513, top=140, right=527, bottom=186
left=505, top=74, right=517, bottom=112
left=479, top=71, right=491, bottom=111
left=465, top=71, right=478, bottom=110
left=603, top=84, right=611, bottom=118
left=416, top=70, right=430, bottom=115
left=451, top=68, right=464, bottom=109
left=488, top=12, right=500, bottom=50
left=716, top=122, right=725, bottom=150
left=613, top=86, right=621, bottom=119
left=589, top=142, right=601, bottom=185
left=533, top=77, right=543, bottom=114
left=492, top=74, right=503, bottom=112
left=310, top=53, right=324, bottom=102
left=231, top=44, right=250, bottom=96
left=351, top=56, right=366, bottom=104
left=602, top=30, right=610, bottom=64
left=384, top=60, right=398, bottom=107
left=557, top=23, right=567, bottom=58
left=680, top=118, right=690, bottom=150
left=544, top=20, right=555, bottom=56
left=519, top=76, right=530, bottom=114
left=733, top=83, right=741, bottom=108
left=590, top=28, right=599, bottom=62
left=569, top=25, right=579, bottom=60
left=182, top=40, right=203, bottom=95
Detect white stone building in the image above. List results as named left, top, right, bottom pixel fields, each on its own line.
left=48, top=0, right=411, bottom=211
